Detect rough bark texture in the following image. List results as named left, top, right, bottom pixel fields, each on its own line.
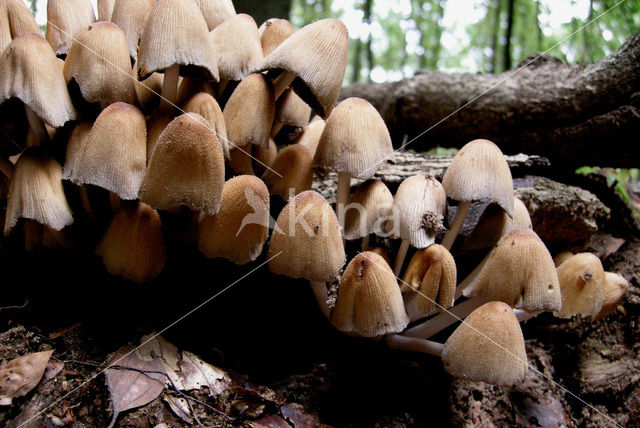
left=340, top=31, right=640, bottom=168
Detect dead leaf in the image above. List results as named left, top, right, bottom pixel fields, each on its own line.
left=43, top=360, right=64, bottom=382
left=0, top=350, right=54, bottom=405
left=591, top=233, right=625, bottom=259
left=281, top=403, right=320, bottom=428
left=137, top=334, right=180, bottom=371
left=163, top=393, right=193, bottom=424
left=105, top=346, right=166, bottom=428
left=252, top=415, right=292, bottom=428
left=177, top=351, right=229, bottom=397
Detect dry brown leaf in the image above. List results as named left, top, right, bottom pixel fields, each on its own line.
left=281, top=403, right=320, bottom=428
left=252, top=415, right=292, bottom=428
left=43, top=360, right=64, bottom=382
left=105, top=346, right=166, bottom=428
left=176, top=351, right=229, bottom=397
left=0, top=350, right=54, bottom=405
left=163, top=393, right=193, bottom=424
left=136, top=334, right=180, bottom=371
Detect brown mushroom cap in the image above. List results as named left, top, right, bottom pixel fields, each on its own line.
left=258, top=18, right=294, bottom=57
left=594, top=272, right=628, bottom=320
left=210, top=13, right=263, bottom=81
left=193, top=0, right=235, bottom=31
left=0, top=0, right=41, bottom=52
left=96, top=202, right=166, bottom=283
left=295, top=117, right=324, bottom=157
left=275, top=87, right=311, bottom=129
left=554, top=252, right=605, bottom=318
left=61, top=122, right=92, bottom=181
left=314, top=97, right=393, bottom=180
left=139, top=112, right=225, bottom=215
left=330, top=251, right=409, bottom=337
left=198, top=175, right=270, bottom=265
left=184, top=92, right=229, bottom=159
left=262, top=144, right=313, bottom=201
left=111, top=0, right=155, bottom=61
left=63, top=22, right=138, bottom=108
left=253, top=138, right=278, bottom=175
left=0, top=33, right=77, bottom=127
left=46, top=0, right=96, bottom=56
left=464, top=229, right=562, bottom=312
left=344, top=179, right=394, bottom=240
left=255, top=18, right=349, bottom=119
left=442, top=301, right=527, bottom=386
left=138, top=0, right=218, bottom=81
left=442, top=139, right=514, bottom=217
left=267, top=190, right=345, bottom=282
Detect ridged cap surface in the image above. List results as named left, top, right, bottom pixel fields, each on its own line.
left=275, top=88, right=311, bottom=128
left=258, top=18, right=294, bottom=57
left=111, top=0, right=154, bottom=61
left=210, top=13, right=263, bottom=81
left=344, top=179, right=393, bottom=240
left=46, top=0, right=95, bottom=56
left=193, top=0, right=235, bottom=30
left=184, top=92, right=229, bottom=159
left=0, top=0, right=41, bottom=52
left=262, top=144, right=312, bottom=201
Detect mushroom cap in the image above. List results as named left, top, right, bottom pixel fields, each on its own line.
left=275, top=88, right=311, bottom=128
left=258, top=18, right=294, bottom=57
left=138, top=0, right=219, bottom=81
left=442, top=139, right=514, bottom=217
left=96, top=202, right=166, bottom=283
left=389, top=174, right=447, bottom=248
left=255, top=18, right=349, bottom=119
left=4, top=147, right=74, bottom=235
left=344, top=179, right=394, bottom=240
left=223, top=73, right=275, bottom=148
left=228, top=145, right=254, bottom=176
left=594, top=272, right=628, bottom=320
left=330, top=251, right=409, bottom=338
left=111, top=0, right=155, bottom=61
left=0, top=0, right=41, bottom=52
left=145, top=113, right=172, bottom=162
left=193, top=0, right=235, bottom=31
left=61, top=122, right=92, bottom=181
left=0, top=33, right=76, bottom=127
left=253, top=138, right=278, bottom=175
left=46, top=0, right=96, bottom=56
left=139, top=112, right=225, bottom=215
left=313, top=97, right=393, bottom=180
left=210, top=13, right=263, bottom=81
left=553, top=250, right=574, bottom=268
left=262, top=144, right=313, bottom=201
left=71, top=102, right=147, bottom=200
left=554, top=252, right=605, bottom=319
left=402, top=244, right=456, bottom=319
left=267, top=190, right=345, bottom=282
left=464, top=229, right=562, bottom=312
left=295, top=117, right=324, bottom=157
left=198, top=175, right=270, bottom=265
left=442, top=301, right=527, bottom=386
left=97, top=0, right=116, bottom=21
left=184, top=92, right=229, bottom=159
left=134, top=64, right=163, bottom=112
left=63, top=22, right=138, bottom=108
left=463, top=197, right=531, bottom=251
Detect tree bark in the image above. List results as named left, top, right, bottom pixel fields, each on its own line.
left=340, top=30, right=640, bottom=168
left=503, top=0, right=515, bottom=71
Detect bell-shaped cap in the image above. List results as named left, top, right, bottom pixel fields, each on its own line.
left=554, top=252, right=605, bottom=318
left=390, top=174, right=446, bottom=248
left=442, top=301, right=527, bottom=386
left=314, top=97, right=393, bottom=180
left=275, top=88, right=311, bottom=129
left=443, top=139, right=514, bottom=217
left=464, top=229, right=562, bottom=312
left=134, top=65, right=163, bottom=112
left=111, top=0, right=155, bottom=61
left=146, top=113, right=172, bottom=161
left=198, top=175, right=270, bottom=265
left=267, top=190, right=345, bottom=282
left=63, top=22, right=138, bottom=108
left=138, top=0, right=218, bottom=81
left=139, top=113, right=225, bottom=215
left=71, top=103, right=147, bottom=200
left=254, top=138, right=278, bottom=175
left=46, top=0, right=95, bottom=56
left=594, top=272, right=628, bottom=320
left=61, top=122, right=92, bottom=181
left=183, top=92, right=229, bottom=159
left=97, top=0, right=115, bottom=21
left=4, top=147, right=74, bottom=235
left=344, top=179, right=393, bottom=240
left=463, top=197, right=532, bottom=251
left=194, top=0, right=235, bottom=31
left=258, top=18, right=294, bottom=57
left=402, top=244, right=456, bottom=319
left=553, top=250, right=573, bottom=267
left=0, top=0, right=41, bottom=52
left=0, top=33, right=76, bottom=127
left=262, top=144, right=312, bottom=201
left=210, top=14, right=263, bottom=81
left=295, top=117, right=324, bottom=157
left=228, top=145, right=254, bottom=176
left=223, top=73, right=275, bottom=148
left=255, top=18, right=349, bottom=119
left=96, top=202, right=166, bottom=283
left=331, top=251, right=409, bottom=338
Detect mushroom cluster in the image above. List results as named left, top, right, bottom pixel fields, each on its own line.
left=0, top=0, right=628, bottom=392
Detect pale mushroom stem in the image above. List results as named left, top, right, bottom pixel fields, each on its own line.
left=514, top=309, right=542, bottom=322
left=403, top=297, right=489, bottom=339
left=159, top=64, right=180, bottom=111
left=309, top=280, right=330, bottom=318
left=0, top=158, right=14, bottom=179
left=441, top=201, right=471, bottom=250
left=270, top=120, right=284, bottom=138
left=273, top=71, right=297, bottom=99
left=336, top=172, right=351, bottom=237
left=24, top=105, right=49, bottom=146
left=362, top=235, right=370, bottom=251
left=385, top=334, right=443, bottom=356
left=393, top=238, right=410, bottom=276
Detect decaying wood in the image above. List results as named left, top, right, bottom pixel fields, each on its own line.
left=340, top=31, right=640, bottom=168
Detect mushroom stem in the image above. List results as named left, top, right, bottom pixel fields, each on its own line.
left=79, top=186, right=95, bottom=220
left=336, top=172, right=351, bottom=237
left=270, top=120, right=284, bottom=138
left=393, top=239, right=410, bottom=276
left=454, top=249, right=492, bottom=299
left=0, top=158, right=14, bottom=179
left=385, top=334, right=443, bottom=356
left=273, top=71, right=296, bottom=99
left=441, top=201, right=471, bottom=250
left=159, top=64, right=180, bottom=111
left=514, top=309, right=541, bottom=322
left=24, top=105, right=49, bottom=146
left=362, top=235, right=370, bottom=251
left=309, top=280, right=330, bottom=318
left=403, top=297, right=489, bottom=339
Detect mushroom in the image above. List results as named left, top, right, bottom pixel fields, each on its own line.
left=462, top=197, right=531, bottom=251
left=0, top=0, right=41, bottom=53
left=261, top=144, right=313, bottom=201
left=110, top=0, right=155, bottom=62
left=258, top=18, right=294, bottom=57
left=45, top=0, right=96, bottom=57
left=267, top=190, right=346, bottom=318
left=553, top=250, right=574, bottom=267
left=554, top=252, right=605, bottom=319
left=253, top=138, right=278, bottom=176
left=97, top=0, right=116, bottom=21
left=271, top=88, right=311, bottom=139
left=193, top=0, right=235, bottom=31
left=343, top=179, right=394, bottom=250
left=295, top=116, right=325, bottom=158
left=441, top=139, right=514, bottom=250
left=331, top=251, right=409, bottom=338
left=198, top=175, right=270, bottom=265
left=183, top=92, right=229, bottom=159
left=61, top=122, right=94, bottom=219
left=594, top=272, right=628, bottom=320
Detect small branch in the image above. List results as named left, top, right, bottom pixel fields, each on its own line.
left=0, top=299, right=29, bottom=311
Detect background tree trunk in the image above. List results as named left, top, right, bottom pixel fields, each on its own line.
left=233, top=0, right=291, bottom=27
left=340, top=30, right=640, bottom=168
left=503, top=0, right=515, bottom=71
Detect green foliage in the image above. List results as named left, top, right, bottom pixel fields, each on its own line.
left=576, top=167, right=640, bottom=214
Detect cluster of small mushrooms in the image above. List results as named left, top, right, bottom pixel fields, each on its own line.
left=0, top=0, right=629, bottom=388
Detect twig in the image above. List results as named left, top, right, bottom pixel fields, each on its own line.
left=0, top=299, right=29, bottom=311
